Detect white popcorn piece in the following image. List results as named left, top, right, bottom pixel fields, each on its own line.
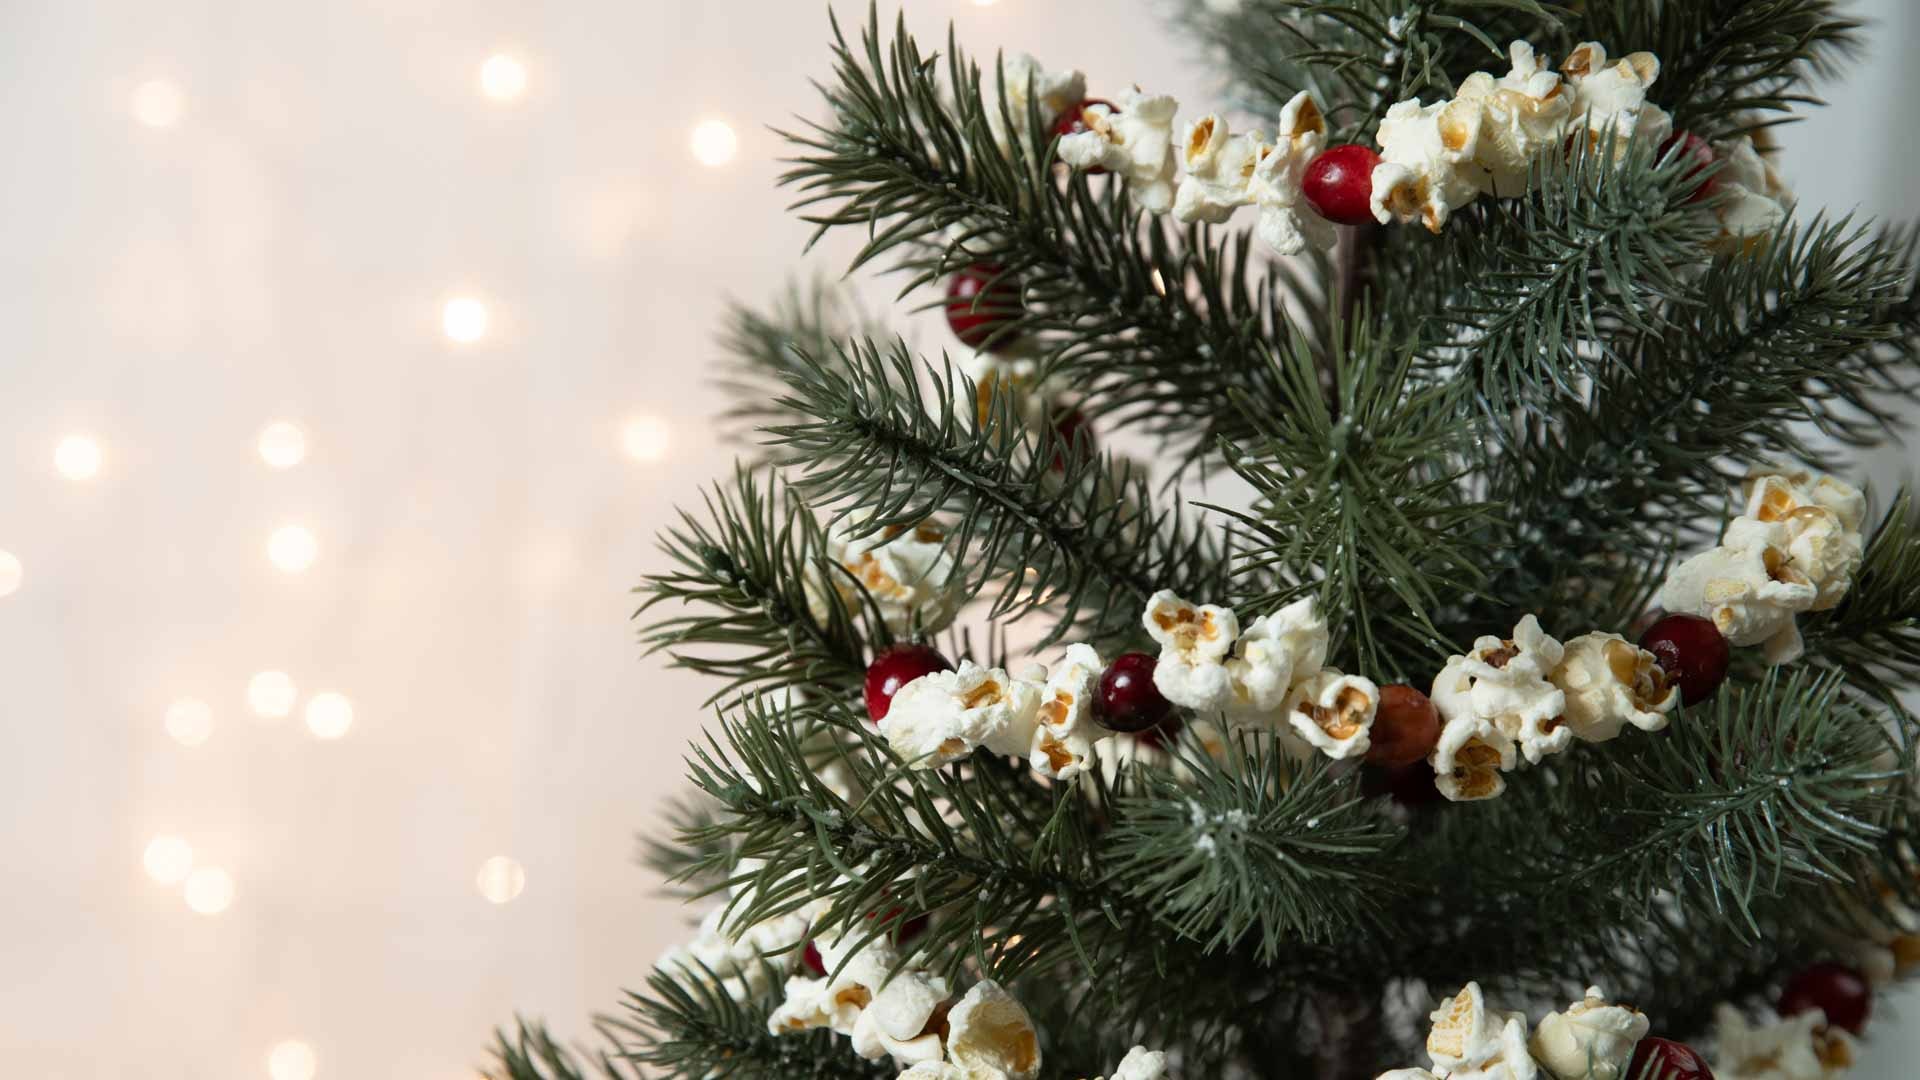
left=881, top=660, right=1042, bottom=768
left=959, top=350, right=1050, bottom=432
left=1430, top=658, right=1518, bottom=802
left=1447, top=41, right=1574, bottom=196
left=1458, top=615, right=1572, bottom=764
left=1711, top=136, right=1793, bottom=246
left=1745, top=466, right=1866, bottom=533
left=1551, top=632, right=1679, bottom=743
left=1143, top=589, right=1240, bottom=710
left=1250, top=91, right=1339, bottom=255
left=769, top=936, right=950, bottom=1060
left=1058, top=88, right=1181, bottom=213
left=1741, top=467, right=1866, bottom=610
left=1370, top=98, right=1482, bottom=233
left=1029, top=643, right=1105, bottom=780
left=1528, top=986, right=1650, bottom=1080
left=808, top=517, right=963, bottom=635
left=1172, top=112, right=1268, bottom=225
left=1285, top=668, right=1379, bottom=760
left=1712, top=1004, right=1853, bottom=1080
left=1225, top=596, right=1329, bottom=718
left=656, top=902, right=810, bottom=1002
left=945, top=979, right=1042, bottom=1080
left=1658, top=537, right=1816, bottom=664
left=990, top=52, right=1087, bottom=151
left=1560, top=42, right=1672, bottom=152
left=1107, top=1045, right=1170, bottom=1080
left=1426, top=983, right=1537, bottom=1078
left=1377, top=1072, right=1442, bottom=1080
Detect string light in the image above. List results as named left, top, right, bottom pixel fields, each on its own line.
left=183, top=866, right=234, bottom=914
left=620, top=415, right=671, bottom=462
left=304, top=692, right=354, bottom=740
left=258, top=422, right=308, bottom=469
left=476, top=855, right=526, bottom=904
left=479, top=55, right=527, bottom=102
left=54, top=434, right=103, bottom=481
left=0, top=550, right=20, bottom=598
left=442, top=297, right=489, bottom=343
left=268, top=525, right=319, bottom=574
left=266, top=1040, right=319, bottom=1080
left=690, top=119, right=738, bottom=166
left=143, top=835, right=194, bottom=885
left=130, top=79, right=185, bottom=128
left=248, top=671, right=298, bottom=719
left=165, top=698, right=215, bottom=747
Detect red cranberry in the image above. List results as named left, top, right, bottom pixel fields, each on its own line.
left=1662, top=130, right=1718, bottom=204
left=1628, top=1037, right=1715, bottom=1080
left=1779, top=961, right=1872, bottom=1035
left=1048, top=406, right=1093, bottom=471
left=944, top=264, right=1024, bottom=350
left=864, top=644, right=953, bottom=724
left=1365, top=684, right=1441, bottom=767
left=1301, top=144, right=1384, bottom=226
left=1638, top=613, right=1731, bottom=706
left=1095, top=652, right=1174, bottom=734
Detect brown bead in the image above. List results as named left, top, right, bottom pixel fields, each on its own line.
left=1365, top=684, right=1441, bottom=767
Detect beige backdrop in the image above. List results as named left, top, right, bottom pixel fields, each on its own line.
left=0, top=1, right=1914, bottom=1076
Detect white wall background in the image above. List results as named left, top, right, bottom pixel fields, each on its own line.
left=0, top=2, right=1913, bottom=1077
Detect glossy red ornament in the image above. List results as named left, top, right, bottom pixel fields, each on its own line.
left=1663, top=130, right=1719, bottom=204
left=944, top=264, right=1024, bottom=349
left=1048, top=406, right=1094, bottom=471
left=1302, top=144, right=1384, bottom=226
left=1365, top=684, right=1442, bottom=767
left=1779, top=961, right=1872, bottom=1035
left=1628, top=1037, right=1715, bottom=1080
left=864, top=644, right=953, bottom=724
left=1053, top=98, right=1116, bottom=173
left=1095, top=652, right=1175, bottom=734
left=1638, top=613, right=1732, bottom=706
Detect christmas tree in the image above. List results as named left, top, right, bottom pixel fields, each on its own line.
left=491, top=3, right=1920, bottom=1078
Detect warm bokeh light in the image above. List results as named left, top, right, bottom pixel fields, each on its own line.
left=130, top=78, right=185, bottom=128
left=54, top=434, right=103, bottom=481
left=268, top=525, right=319, bottom=573
left=476, top=855, right=526, bottom=904
left=442, top=297, right=489, bottom=343
left=164, top=698, right=215, bottom=747
left=258, top=422, right=308, bottom=469
left=184, top=867, right=234, bottom=915
left=620, top=415, right=671, bottom=462
left=142, top=835, right=194, bottom=885
left=479, top=55, right=527, bottom=102
left=0, top=550, right=20, bottom=598
left=266, top=1039, right=318, bottom=1080
left=304, top=692, right=354, bottom=740
left=247, top=671, right=298, bottom=719
left=690, top=118, right=738, bottom=166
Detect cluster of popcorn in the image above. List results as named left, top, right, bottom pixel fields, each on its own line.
left=1428, top=614, right=1678, bottom=801
left=807, top=516, right=965, bottom=637
left=1142, top=591, right=1382, bottom=760
left=1713, top=1004, right=1854, bottom=1080
left=1658, top=467, right=1867, bottom=666
left=653, top=859, right=821, bottom=1002
left=1378, top=982, right=1649, bottom=1080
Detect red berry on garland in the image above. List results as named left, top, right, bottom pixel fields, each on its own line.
left=1053, top=98, right=1116, bottom=173
left=800, top=939, right=827, bottom=977
left=864, top=644, right=953, bottom=724
left=1628, top=1037, right=1715, bottom=1080
left=1134, top=711, right=1185, bottom=749
left=945, top=264, right=1024, bottom=349
left=1301, top=144, right=1384, bottom=227
left=1095, top=652, right=1175, bottom=734
left=1662, top=130, right=1719, bottom=204
left=1779, top=961, right=1872, bottom=1035
left=1638, top=613, right=1732, bottom=706
left=1048, top=406, right=1094, bottom=471
left=1365, top=684, right=1442, bottom=768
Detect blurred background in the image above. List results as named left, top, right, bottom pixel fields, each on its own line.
left=1, top=1, right=1915, bottom=1077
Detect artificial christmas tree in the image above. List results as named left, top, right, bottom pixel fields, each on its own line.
left=491, top=3, right=1920, bottom=1078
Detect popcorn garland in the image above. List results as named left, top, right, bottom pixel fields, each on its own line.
left=1028, top=38, right=1792, bottom=254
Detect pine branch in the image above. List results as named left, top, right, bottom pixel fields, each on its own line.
left=1212, top=328, right=1496, bottom=676
left=1803, top=490, right=1920, bottom=698
left=487, top=1019, right=616, bottom=1080
left=610, top=971, right=894, bottom=1080
left=765, top=339, right=1234, bottom=648
left=638, top=798, right=737, bottom=901
left=635, top=467, right=880, bottom=705
left=715, top=280, right=876, bottom=457
left=1573, top=0, right=1862, bottom=138
left=779, top=6, right=1308, bottom=468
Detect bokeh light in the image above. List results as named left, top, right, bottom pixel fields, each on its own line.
left=476, top=856, right=526, bottom=904
left=690, top=119, right=738, bottom=166
left=247, top=671, right=298, bottom=719
left=54, top=434, right=103, bottom=481
left=442, top=297, right=489, bottom=343
left=266, top=1039, right=318, bottom=1080
left=479, top=55, right=527, bottom=102
left=0, top=550, right=20, bottom=598
left=620, top=415, right=671, bottom=462
left=258, top=422, right=308, bottom=469
left=130, top=79, right=185, bottom=128
left=164, top=698, right=215, bottom=747
left=304, top=692, right=354, bottom=740
left=268, top=525, right=319, bottom=573
left=142, top=835, right=194, bottom=885
left=184, top=867, right=234, bottom=915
